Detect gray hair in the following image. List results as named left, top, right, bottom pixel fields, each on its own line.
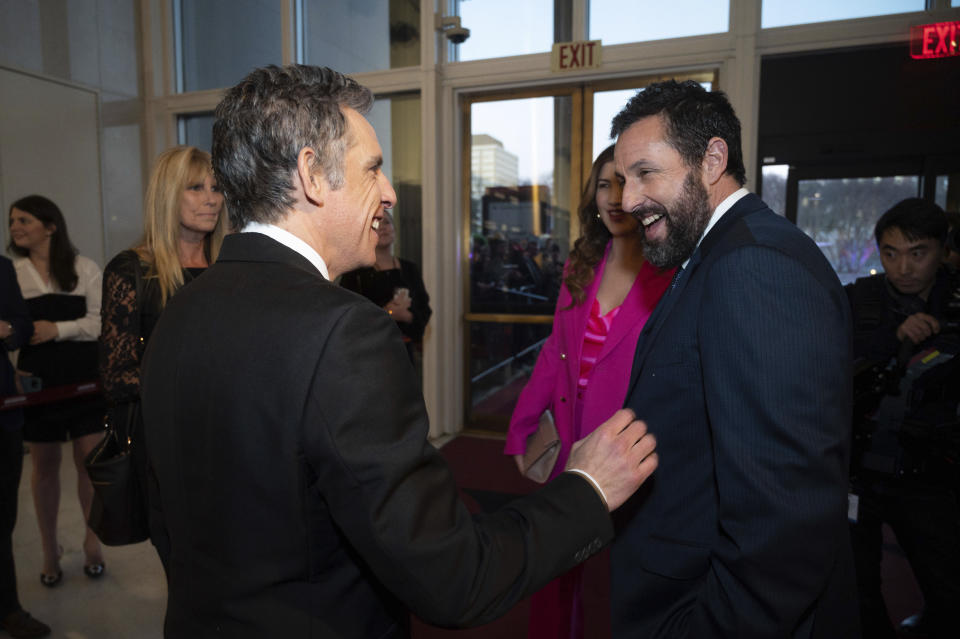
left=212, top=65, right=373, bottom=229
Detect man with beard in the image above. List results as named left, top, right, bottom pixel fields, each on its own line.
left=609, top=80, right=859, bottom=638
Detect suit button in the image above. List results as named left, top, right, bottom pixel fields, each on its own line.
left=560, top=397, right=566, bottom=403
left=560, top=353, right=567, bottom=360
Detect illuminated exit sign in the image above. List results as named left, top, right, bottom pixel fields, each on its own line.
left=910, top=21, right=960, bottom=59
left=551, top=40, right=601, bottom=72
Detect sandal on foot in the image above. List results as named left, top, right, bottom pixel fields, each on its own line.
left=83, top=562, right=105, bottom=578
left=39, top=570, right=62, bottom=587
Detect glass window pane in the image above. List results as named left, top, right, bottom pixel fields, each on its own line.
left=796, top=176, right=919, bottom=285
left=591, top=81, right=712, bottom=159
left=364, top=93, right=424, bottom=377
left=934, top=174, right=957, bottom=212
left=367, top=94, right=423, bottom=267
left=177, top=112, right=215, bottom=152
left=592, top=88, right=636, bottom=159
left=469, top=321, right=552, bottom=429
left=762, top=0, right=924, bottom=29
left=176, top=0, right=281, bottom=93
left=761, top=164, right=788, bottom=217
left=302, top=0, right=420, bottom=74
left=590, top=1, right=729, bottom=45
left=456, top=0, right=554, bottom=61
left=469, top=96, right=572, bottom=315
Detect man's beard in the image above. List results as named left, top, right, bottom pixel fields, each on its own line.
left=636, top=170, right=712, bottom=269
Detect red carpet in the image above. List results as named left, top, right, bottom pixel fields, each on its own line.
left=412, top=435, right=924, bottom=638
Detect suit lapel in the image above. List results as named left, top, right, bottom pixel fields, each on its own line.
left=624, top=195, right=761, bottom=399
left=625, top=250, right=701, bottom=394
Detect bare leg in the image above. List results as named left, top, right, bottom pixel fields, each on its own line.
left=29, top=442, right=62, bottom=577
left=73, top=432, right=105, bottom=567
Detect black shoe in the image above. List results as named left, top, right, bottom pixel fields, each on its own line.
left=38, top=569, right=61, bottom=588
left=83, top=562, right=105, bottom=578
left=1, top=610, right=51, bottom=638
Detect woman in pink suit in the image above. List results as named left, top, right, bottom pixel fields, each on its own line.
left=504, top=144, right=673, bottom=639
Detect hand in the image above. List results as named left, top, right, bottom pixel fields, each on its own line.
left=566, top=408, right=658, bottom=512
left=384, top=295, right=413, bottom=323
left=30, top=320, right=59, bottom=345
left=0, top=320, right=12, bottom=339
left=896, top=312, right=940, bottom=344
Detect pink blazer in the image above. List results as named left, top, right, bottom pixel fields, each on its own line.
left=504, top=245, right=673, bottom=479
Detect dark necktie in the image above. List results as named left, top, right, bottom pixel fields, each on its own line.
left=669, top=264, right=685, bottom=292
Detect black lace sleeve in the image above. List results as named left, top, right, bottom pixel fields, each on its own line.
left=99, top=251, right=143, bottom=404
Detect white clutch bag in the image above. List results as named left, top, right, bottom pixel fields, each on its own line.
left=520, top=410, right=560, bottom=483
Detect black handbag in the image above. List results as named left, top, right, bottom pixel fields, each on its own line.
left=85, top=254, right=150, bottom=545
left=85, top=401, right=149, bottom=545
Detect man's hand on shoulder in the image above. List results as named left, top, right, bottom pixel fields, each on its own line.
left=566, top=408, right=657, bottom=512
left=896, top=312, right=940, bottom=344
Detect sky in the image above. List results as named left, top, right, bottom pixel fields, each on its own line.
left=460, top=0, right=925, bottom=182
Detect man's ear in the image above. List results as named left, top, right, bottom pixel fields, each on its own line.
left=297, top=147, right=325, bottom=205
left=701, top=137, right=729, bottom=187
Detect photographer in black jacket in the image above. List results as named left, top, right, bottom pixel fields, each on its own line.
left=846, top=198, right=960, bottom=639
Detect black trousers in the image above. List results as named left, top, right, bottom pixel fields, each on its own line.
left=850, top=480, right=960, bottom=639
left=0, top=425, right=24, bottom=617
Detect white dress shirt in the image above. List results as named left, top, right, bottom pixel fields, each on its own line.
left=682, top=187, right=750, bottom=270
left=13, top=255, right=102, bottom=341
left=241, top=222, right=330, bottom=280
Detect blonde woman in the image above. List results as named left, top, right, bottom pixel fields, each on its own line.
left=99, top=146, right=225, bottom=565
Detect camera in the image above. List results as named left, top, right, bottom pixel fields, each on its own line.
left=850, top=274, right=960, bottom=481
left=445, top=26, right=471, bottom=44
left=436, top=15, right=470, bottom=45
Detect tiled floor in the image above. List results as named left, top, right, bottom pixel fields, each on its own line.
left=10, top=442, right=166, bottom=639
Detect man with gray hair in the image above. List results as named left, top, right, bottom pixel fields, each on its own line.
left=140, top=65, right=658, bottom=638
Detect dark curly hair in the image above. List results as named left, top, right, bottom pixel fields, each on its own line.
left=611, top=79, right=746, bottom=186
left=8, top=195, right=79, bottom=291
left=563, top=145, right=616, bottom=308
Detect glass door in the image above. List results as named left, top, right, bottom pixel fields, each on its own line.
left=463, top=89, right=580, bottom=431
left=461, top=72, right=715, bottom=432
left=762, top=161, right=952, bottom=285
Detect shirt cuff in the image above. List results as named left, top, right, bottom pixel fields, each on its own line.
left=564, top=468, right=608, bottom=511
left=55, top=320, right=77, bottom=340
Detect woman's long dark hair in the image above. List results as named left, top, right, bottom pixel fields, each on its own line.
left=563, top=144, right=615, bottom=307
left=8, top=195, right=79, bottom=291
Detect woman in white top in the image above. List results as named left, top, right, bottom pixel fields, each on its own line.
left=8, top=195, right=105, bottom=587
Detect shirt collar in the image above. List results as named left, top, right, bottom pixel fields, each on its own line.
left=241, top=222, right=330, bottom=280
left=681, top=187, right=750, bottom=269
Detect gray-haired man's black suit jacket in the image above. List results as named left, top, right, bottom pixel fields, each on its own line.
left=142, top=232, right=610, bottom=638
